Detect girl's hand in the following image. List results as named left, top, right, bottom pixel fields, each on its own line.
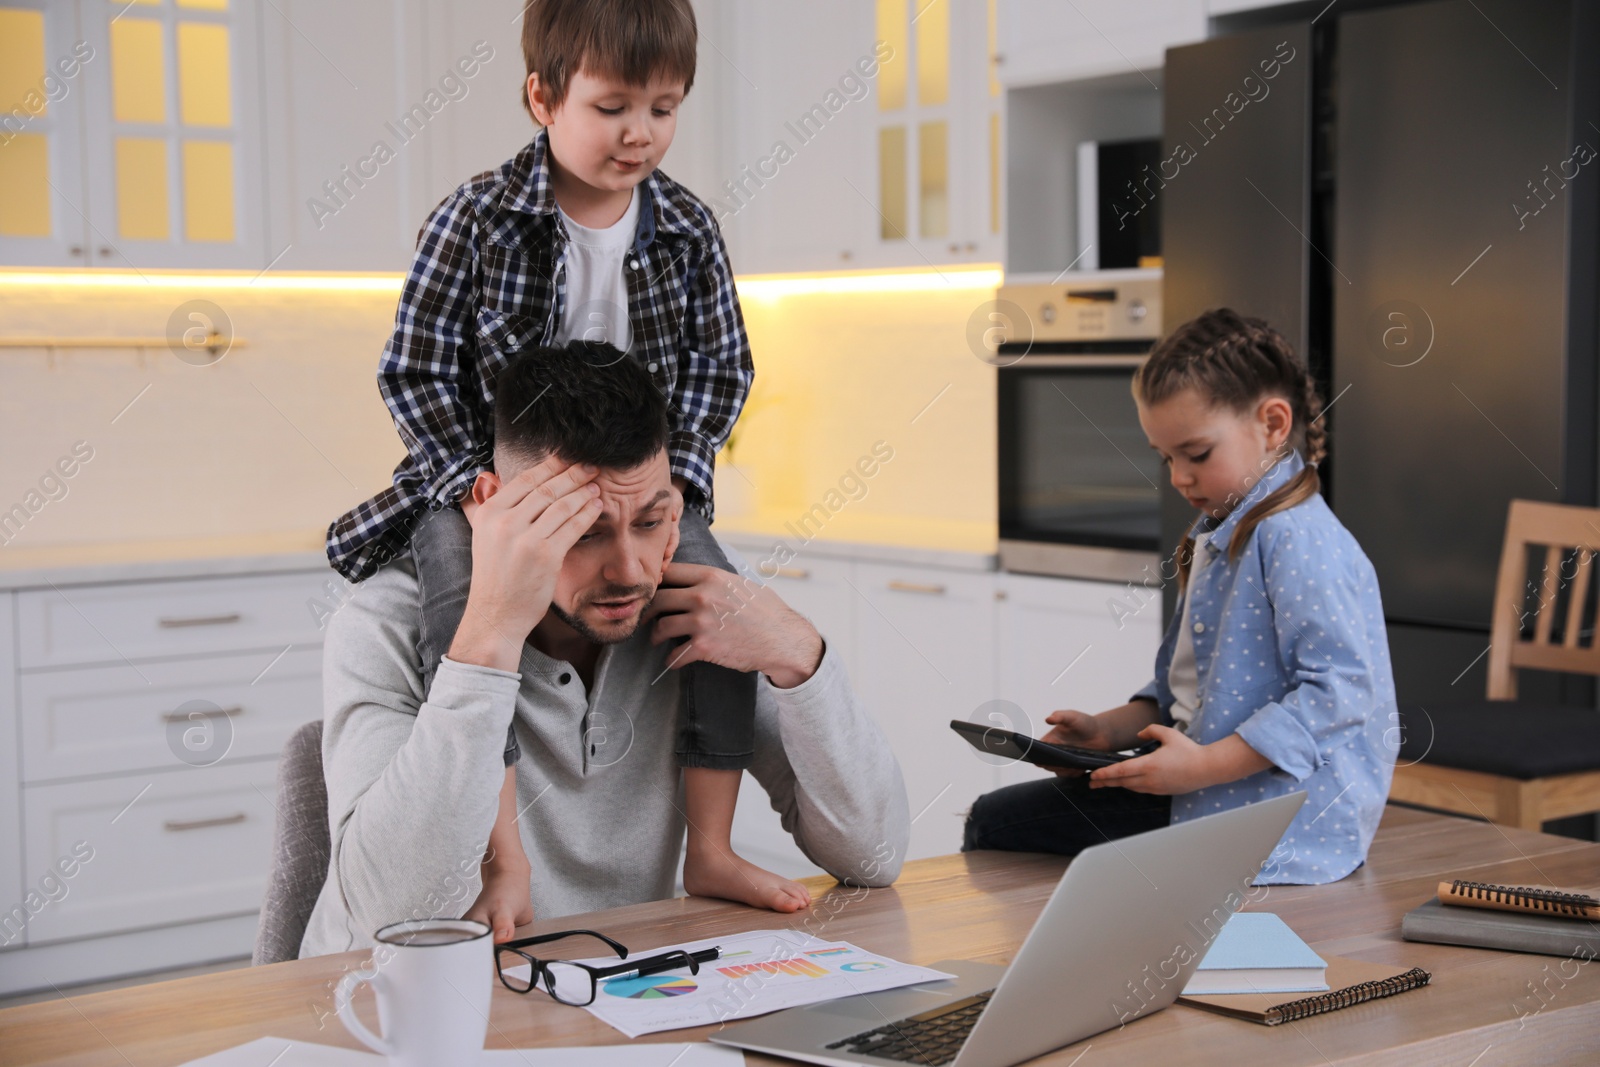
left=1087, top=724, right=1216, bottom=795
left=1042, top=709, right=1111, bottom=748
left=1089, top=728, right=1276, bottom=795
left=1040, top=710, right=1109, bottom=777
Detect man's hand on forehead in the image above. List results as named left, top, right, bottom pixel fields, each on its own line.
left=449, top=456, right=605, bottom=671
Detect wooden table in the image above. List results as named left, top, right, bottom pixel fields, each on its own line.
left=3, top=806, right=1599, bottom=1065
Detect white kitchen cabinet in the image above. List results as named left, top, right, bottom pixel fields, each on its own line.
left=763, top=559, right=857, bottom=677
left=993, top=571, right=1162, bottom=791
left=1208, top=0, right=1292, bottom=14
left=19, top=646, right=323, bottom=783
left=1, top=0, right=532, bottom=271
left=728, top=547, right=859, bottom=683
left=409, top=0, right=541, bottom=218
left=0, top=1, right=89, bottom=267
left=852, top=561, right=998, bottom=861
left=260, top=0, right=533, bottom=273
left=0, top=0, right=266, bottom=269
left=0, top=594, right=20, bottom=951
left=996, top=0, right=1205, bottom=88
left=720, top=540, right=1174, bottom=868
left=715, top=0, right=875, bottom=274
left=722, top=542, right=854, bottom=879
left=0, top=559, right=329, bottom=994
left=22, top=760, right=279, bottom=945
left=259, top=0, right=422, bottom=272
left=869, top=0, right=1004, bottom=268
left=715, top=0, right=1002, bottom=274
left=16, top=571, right=331, bottom=668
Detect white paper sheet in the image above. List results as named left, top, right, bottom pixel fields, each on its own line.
left=507, top=929, right=957, bottom=1038
left=177, top=1035, right=743, bottom=1066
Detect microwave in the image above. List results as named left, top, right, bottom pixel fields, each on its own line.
left=991, top=271, right=1165, bottom=583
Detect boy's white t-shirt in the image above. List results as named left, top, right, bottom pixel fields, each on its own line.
left=554, top=188, right=639, bottom=353
left=1166, top=530, right=1217, bottom=729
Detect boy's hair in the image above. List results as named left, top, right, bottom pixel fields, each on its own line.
left=521, top=0, right=697, bottom=117
left=492, top=341, right=669, bottom=473
left=1133, top=308, right=1326, bottom=588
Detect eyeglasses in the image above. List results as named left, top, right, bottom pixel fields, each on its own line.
left=494, top=929, right=719, bottom=1007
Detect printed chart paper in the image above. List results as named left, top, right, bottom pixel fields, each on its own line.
left=177, top=1035, right=743, bottom=1065
left=508, top=929, right=957, bottom=1038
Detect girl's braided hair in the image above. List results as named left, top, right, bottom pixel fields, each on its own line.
left=1133, top=308, right=1326, bottom=589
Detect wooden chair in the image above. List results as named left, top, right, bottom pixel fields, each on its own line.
left=1390, top=499, right=1600, bottom=830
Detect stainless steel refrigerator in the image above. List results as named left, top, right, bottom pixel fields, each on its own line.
left=1160, top=0, right=1600, bottom=709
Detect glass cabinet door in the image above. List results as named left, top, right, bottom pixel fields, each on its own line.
left=0, top=1, right=90, bottom=266
left=79, top=0, right=262, bottom=268
left=872, top=0, right=1001, bottom=264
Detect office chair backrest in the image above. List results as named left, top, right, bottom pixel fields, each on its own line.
left=1489, top=499, right=1600, bottom=699
left=252, top=719, right=331, bottom=965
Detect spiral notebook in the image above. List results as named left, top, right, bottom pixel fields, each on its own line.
left=1177, top=956, right=1431, bottom=1026
left=1437, top=879, right=1600, bottom=921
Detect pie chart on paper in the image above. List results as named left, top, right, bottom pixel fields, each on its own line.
left=603, top=975, right=700, bottom=999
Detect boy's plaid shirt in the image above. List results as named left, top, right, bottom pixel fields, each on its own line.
left=325, top=130, right=753, bottom=583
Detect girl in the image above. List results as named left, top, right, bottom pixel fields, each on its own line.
left=964, top=308, right=1397, bottom=884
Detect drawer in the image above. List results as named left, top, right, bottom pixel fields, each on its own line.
left=17, top=571, right=333, bottom=668
left=22, top=761, right=278, bottom=944
left=20, top=648, right=322, bottom=782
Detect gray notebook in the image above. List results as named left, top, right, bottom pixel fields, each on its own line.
left=1402, top=899, right=1600, bottom=959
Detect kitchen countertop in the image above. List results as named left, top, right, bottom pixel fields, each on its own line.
left=0, top=530, right=333, bottom=590
left=0, top=512, right=1000, bottom=591
left=714, top=512, right=998, bottom=572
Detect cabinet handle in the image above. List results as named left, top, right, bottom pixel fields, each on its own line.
left=163, top=812, right=247, bottom=832
left=994, top=589, right=1008, bottom=601
left=161, top=704, right=244, bottom=724
left=887, top=580, right=947, bottom=595
left=158, top=612, right=242, bottom=628
left=773, top=567, right=811, bottom=580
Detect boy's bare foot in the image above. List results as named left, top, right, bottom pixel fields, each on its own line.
left=684, top=848, right=812, bottom=913
left=464, top=862, right=535, bottom=942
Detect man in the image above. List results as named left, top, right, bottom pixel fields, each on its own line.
left=300, top=342, right=909, bottom=955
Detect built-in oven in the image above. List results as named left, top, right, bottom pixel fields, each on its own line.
left=992, top=270, right=1165, bottom=583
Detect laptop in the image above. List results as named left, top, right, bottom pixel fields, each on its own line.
left=710, top=791, right=1306, bottom=1067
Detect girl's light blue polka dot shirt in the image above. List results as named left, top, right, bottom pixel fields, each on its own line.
left=1132, top=450, right=1399, bottom=885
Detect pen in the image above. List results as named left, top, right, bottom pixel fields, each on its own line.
left=609, top=946, right=721, bottom=982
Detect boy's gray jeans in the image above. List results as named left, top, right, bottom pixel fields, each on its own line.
left=410, top=502, right=757, bottom=770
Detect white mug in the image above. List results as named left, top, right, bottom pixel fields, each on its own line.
left=335, top=918, right=493, bottom=1066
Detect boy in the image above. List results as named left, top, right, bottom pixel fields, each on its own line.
left=325, top=0, right=809, bottom=938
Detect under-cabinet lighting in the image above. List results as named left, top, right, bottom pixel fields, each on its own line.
left=0, top=269, right=406, bottom=291
left=736, top=264, right=1003, bottom=299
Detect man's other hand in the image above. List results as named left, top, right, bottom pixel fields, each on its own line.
left=646, top=562, right=824, bottom=689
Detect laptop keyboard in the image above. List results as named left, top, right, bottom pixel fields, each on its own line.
left=823, top=989, right=994, bottom=1065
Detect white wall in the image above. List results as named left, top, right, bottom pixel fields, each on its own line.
left=0, top=279, right=405, bottom=549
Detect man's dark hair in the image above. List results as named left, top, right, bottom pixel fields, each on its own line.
left=521, top=0, right=697, bottom=117
left=492, top=341, right=669, bottom=472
